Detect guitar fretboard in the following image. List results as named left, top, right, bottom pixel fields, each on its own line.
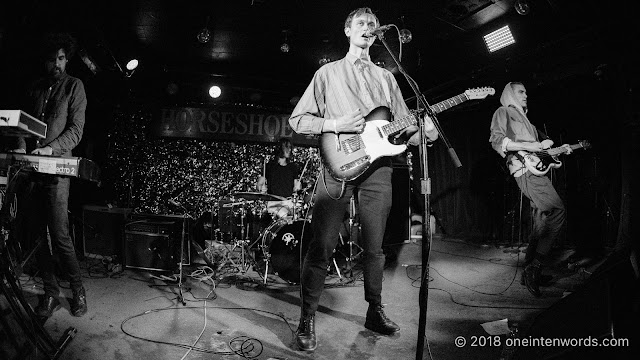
left=545, top=144, right=584, bottom=156
left=381, top=113, right=417, bottom=136
left=379, top=92, right=473, bottom=137
left=429, top=93, right=470, bottom=113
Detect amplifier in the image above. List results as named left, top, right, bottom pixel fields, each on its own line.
left=124, top=214, right=191, bottom=271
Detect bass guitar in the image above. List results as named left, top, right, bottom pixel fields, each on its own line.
left=517, top=140, right=591, bottom=176
left=320, top=87, right=495, bottom=181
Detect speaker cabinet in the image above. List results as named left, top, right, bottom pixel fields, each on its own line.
left=82, top=205, right=132, bottom=261
left=513, top=250, right=638, bottom=359
left=124, top=214, right=191, bottom=271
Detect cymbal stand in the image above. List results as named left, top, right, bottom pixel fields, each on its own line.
left=227, top=201, right=254, bottom=274
left=342, top=195, right=363, bottom=278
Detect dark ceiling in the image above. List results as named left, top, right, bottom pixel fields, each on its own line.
left=0, top=0, right=636, bottom=108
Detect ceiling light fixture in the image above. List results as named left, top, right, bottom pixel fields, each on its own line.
left=399, top=16, right=412, bottom=44
left=197, top=16, right=212, bottom=44
left=209, top=85, right=221, bottom=98
left=483, top=25, right=515, bottom=53
left=318, top=55, right=331, bottom=66
left=124, top=59, right=139, bottom=77
left=280, top=30, right=290, bottom=53
left=514, top=0, right=530, bottom=15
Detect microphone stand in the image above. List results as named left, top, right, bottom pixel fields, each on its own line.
left=168, top=199, right=193, bottom=306
left=374, top=31, right=462, bottom=360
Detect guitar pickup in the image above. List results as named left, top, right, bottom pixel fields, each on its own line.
left=339, top=156, right=370, bottom=172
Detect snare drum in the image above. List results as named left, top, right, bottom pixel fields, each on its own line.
left=260, top=219, right=312, bottom=283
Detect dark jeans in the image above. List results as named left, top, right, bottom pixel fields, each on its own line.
left=16, top=173, right=83, bottom=297
left=300, top=160, right=392, bottom=316
left=515, top=172, right=566, bottom=262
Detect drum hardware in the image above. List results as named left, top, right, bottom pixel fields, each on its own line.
left=336, top=195, right=363, bottom=278
left=165, top=198, right=194, bottom=306
left=233, top=191, right=287, bottom=202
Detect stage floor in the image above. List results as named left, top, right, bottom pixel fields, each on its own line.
left=13, top=235, right=629, bottom=360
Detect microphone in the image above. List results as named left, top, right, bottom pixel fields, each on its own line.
left=364, top=25, right=392, bottom=38
left=168, top=198, right=181, bottom=207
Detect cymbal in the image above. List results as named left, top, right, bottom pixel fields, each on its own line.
left=233, top=192, right=287, bottom=202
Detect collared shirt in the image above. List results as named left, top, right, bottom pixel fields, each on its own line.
left=289, top=52, right=410, bottom=135
left=489, top=105, right=541, bottom=177
left=18, top=73, right=87, bottom=156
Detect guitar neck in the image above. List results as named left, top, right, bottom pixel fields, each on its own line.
left=380, top=92, right=472, bottom=136
left=429, top=93, right=469, bottom=114
left=546, top=143, right=583, bottom=156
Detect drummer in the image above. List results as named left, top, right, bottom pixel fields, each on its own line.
left=256, top=138, right=302, bottom=218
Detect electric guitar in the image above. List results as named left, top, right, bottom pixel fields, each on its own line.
left=517, top=140, right=591, bottom=176
left=320, top=87, right=495, bottom=181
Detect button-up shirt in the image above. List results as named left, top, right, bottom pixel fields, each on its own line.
left=17, top=73, right=86, bottom=156
left=289, top=52, right=411, bottom=135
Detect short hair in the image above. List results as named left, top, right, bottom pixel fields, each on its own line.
left=509, top=81, right=524, bottom=90
left=40, top=32, right=77, bottom=60
left=274, top=138, right=292, bottom=158
left=344, top=7, right=379, bottom=29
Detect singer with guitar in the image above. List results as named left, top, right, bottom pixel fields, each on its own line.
left=489, top=82, right=573, bottom=297
left=288, top=7, right=437, bottom=352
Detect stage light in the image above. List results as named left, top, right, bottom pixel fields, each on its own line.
left=281, top=30, right=290, bottom=53
left=209, top=85, right=221, bottom=98
left=483, top=25, right=515, bottom=53
left=79, top=49, right=99, bottom=74
left=318, top=56, right=331, bottom=66
left=197, top=16, right=212, bottom=43
left=514, top=0, right=530, bottom=15
left=399, top=28, right=412, bottom=44
left=126, top=59, right=138, bottom=71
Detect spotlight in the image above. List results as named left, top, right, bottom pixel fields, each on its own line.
left=197, top=16, right=212, bottom=43
left=209, top=85, right=221, bottom=98
left=166, top=82, right=179, bottom=95
left=483, top=25, right=515, bottom=53
left=318, top=56, right=331, bottom=66
left=399, top=29, right=412, bottom=44
left=280, top=30, right=290, bottom=53
left=126, top=59, right=139, bottom=71
left=514, top=0, right=530, bottom=15
left=79, top=49, right=99, bottom=74
left=197, top=28, right=211, bottom=43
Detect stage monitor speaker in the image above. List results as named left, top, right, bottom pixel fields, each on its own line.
left=512, top=250, right=638, bottom=359
left=124, top=214, right=191, bottom=271
left=82, top=205, right=132, bottom=262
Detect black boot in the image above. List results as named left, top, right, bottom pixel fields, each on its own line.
left=523, top=261, right=542, bottom=297
left=364, top=304, right=400, bottom=335
left=35, top=295, right=61, bottom=317
left=295, top=314, right=317, bottom=351
left=71, top=286, right=88, bottom=317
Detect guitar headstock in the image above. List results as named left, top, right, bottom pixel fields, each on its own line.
left=579, top=139, right=592, bottom=150
left=465, top=87, right=495, bottom=100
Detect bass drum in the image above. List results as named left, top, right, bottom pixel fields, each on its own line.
left=261, top=219, right=312, bottom=283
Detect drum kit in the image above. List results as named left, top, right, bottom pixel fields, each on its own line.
left=202, top=189, right=315, bottom=284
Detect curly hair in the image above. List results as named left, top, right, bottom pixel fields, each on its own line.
left=40, top=32, right=77, bottom=60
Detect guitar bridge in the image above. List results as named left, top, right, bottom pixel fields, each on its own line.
left=339, top=156, right=371, bottom=172
left=342, top=135, right=364, bottom=155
